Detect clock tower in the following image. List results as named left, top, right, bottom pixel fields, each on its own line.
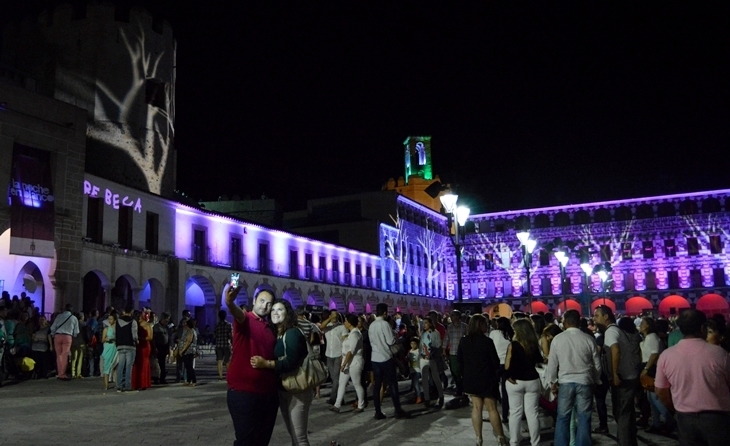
left=383, top=136, right=447, bottom=212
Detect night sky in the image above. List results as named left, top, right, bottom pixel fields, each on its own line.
left=4, top=2, right=729, bottom=214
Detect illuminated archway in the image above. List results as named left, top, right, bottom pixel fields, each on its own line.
left=696, top=293, right=729, bottom=316
left=185, top=274, right=217, bottom=328
left=138, top=278, right=165, bottom=314
left=658, top=295, right=690, bottom=318
left=556, top=299, right=582, bottom=316
left=12, top=261, right=45, bottom=313
left=624, top=296, right=653, bottom=316
left=591, top=298, right=616, bottom=314
left=307, top=290, right=325, bottom=307
left=329, top=294, right=346, bottom=312
left=282, top=286, right=304, bottom=309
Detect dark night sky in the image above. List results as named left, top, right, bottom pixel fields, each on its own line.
left=4, top=2, right=729, bottom=213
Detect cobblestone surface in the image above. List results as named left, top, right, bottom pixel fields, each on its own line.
left=2, top=356, right=679, bottom=446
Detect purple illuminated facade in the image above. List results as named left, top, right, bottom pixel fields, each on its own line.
left=444, top=189, right=730, bottom=316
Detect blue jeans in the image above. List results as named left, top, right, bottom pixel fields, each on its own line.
left=410, top=371, right=422, bottom=396
left=116, top=347, right=136, bottom=390
left=555, top=382, right=593, bottom=446
left=647, top=390, right=675, bottom=429
left=227, top=389, right=279, bottom=446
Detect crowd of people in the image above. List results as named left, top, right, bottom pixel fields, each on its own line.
left=0, top=291, right=232, bottom=392
left=2, top=286, right=729, bottom=446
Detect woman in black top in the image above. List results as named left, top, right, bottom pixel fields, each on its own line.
left=458, top=314, right=506, bottom=446
left=504, top=319, right=542, bottom=446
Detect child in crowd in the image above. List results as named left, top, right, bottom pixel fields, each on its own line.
left=408, top=337, right=423, bottom=404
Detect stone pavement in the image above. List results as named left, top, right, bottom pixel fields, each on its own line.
left=2, top=355, right=679, bottom=446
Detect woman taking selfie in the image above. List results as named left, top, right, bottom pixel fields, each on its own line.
left=251, top=299, right=311, bottom=446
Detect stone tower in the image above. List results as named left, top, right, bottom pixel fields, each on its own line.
left=1, top=1, right=177, bottom=196
left=383, top=136, right=446, bottom=212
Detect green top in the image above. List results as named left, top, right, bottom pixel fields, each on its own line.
left=668, top=329, right=683, bottom=347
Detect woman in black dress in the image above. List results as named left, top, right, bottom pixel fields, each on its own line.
left=458, top=314, right=507, bottom=446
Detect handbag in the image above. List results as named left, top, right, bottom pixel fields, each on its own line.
left=280, top=328, right=328, bottom=393
left=640, top=373, right=655, bottom=391
left=535, top=363, right=555, bottom=402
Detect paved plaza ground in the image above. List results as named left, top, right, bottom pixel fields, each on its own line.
left=3, top=355, right=679, bottom=446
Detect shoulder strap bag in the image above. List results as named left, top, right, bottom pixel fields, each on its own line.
left=280, top=327, right=329, bottom=393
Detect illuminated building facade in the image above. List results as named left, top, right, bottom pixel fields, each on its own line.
left=457, top=190, right=730, bottom=317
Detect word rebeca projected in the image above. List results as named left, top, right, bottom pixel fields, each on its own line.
left=83, top=180, right=142, bottom=213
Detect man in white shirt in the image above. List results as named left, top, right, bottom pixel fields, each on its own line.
left=369, top=303, right=409, bottom=420
left=546, top=309, right=601, bottom=446
left=321, top=310, right=348, bottom=406
left=49, top=303, right=80, bottom=381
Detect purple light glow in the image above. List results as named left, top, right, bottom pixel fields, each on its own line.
left=471, top=188, right=730, bottom=219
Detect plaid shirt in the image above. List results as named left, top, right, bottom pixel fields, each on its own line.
left=444, top=321, right=468, bottom=353
left=214, top=320, right=232, bottom=349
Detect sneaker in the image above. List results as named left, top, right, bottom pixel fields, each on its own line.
left=329, top=406, right=341, bottom=413
left=117, top=389, right=123, bottom=393
left=592, top=426, right=609, bottom=434
left=374, top=412, right=387, bottom=420
left=353, top=408, right=364, bottom=413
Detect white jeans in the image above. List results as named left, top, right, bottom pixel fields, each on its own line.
left=279, top=390, right=313, bottom=446
left=506, top=378, right=541, bottom=446
left=334, top=357, right=365, bottom=409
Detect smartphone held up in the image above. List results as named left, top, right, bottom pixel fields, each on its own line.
left=230, top=273, right=240, bottom=288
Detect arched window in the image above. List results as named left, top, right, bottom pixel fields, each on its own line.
left=657, top=202, right=676, bottom=218
left=553, top=212, right=570, bottom=227
left=533, top=214, right=550, bottom=229
left=593, top=208, right=611, bottom=223
left=635, top=204, right=654, bottom=219
left=702, top=197, right=721, bottom=214
left=573, top=210, right=591, bottom=225
left=614, top=206, right=632, bottom=221
left=679, top=200, right=698, bottom=216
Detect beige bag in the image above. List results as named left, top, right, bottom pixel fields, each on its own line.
left=280, top=328, right=328, bottom=393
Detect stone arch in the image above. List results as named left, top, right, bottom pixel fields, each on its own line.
left=252, top=279, right=278, bottom=301
left=111, top=274, right=139, bottom=311
left=624, top=296, right=652, bottom=316
left=573, top=210, right=590, bottom=225
left=282, top=285, right=304, bottom=309
left=13, top=261, right=46, bottom=314
left=366, top=293, right=379, bottom=314
left=515, top=215, right=531, bottom=231
left=614, top=206, right=632, bottom=221
left=679, top=199, right=698, bottom=216
left=138, top=278, right=165, bottom=314
left=553, top=212, right=570, bottom=227
left=657, top=202, right=676, bottom=218
left=83, top=270, right=111, bottom=314
left=347, top=293, right=364, bottom=314
left=329, top=293, right=346, bottom=312
left=635, top=204, right=654, bottom=219
left=307, top=288, right=326, bottom=307
left=658, top=295, right=690, bottom=317
left=593, top=208, right=612, bottom=223
left=702, top=197, right=721, bottom=214
left=185, top=274, right=218, bottom=330
left=409, top=299, right=421, bottom=315
left=696, top=293, right=729, bottom=316
left=533, top=213, right=550, bottom=229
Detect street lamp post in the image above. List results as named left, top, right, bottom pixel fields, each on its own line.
left=554, top=250, right=570, bottom=301
left=517, top=231, right=537, bottom=314
left=440, top=194, right=470, bottom=303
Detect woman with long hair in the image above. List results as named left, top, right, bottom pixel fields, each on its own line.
left=458, top=314, right=507, bottom=446
left=251, top=299, right=312, bottom=446
left=504, top=319, right=543, bottom=446
left=490, top=316, right=513, bottom=421
left=101, top=312, right=118, bottom=391
left=132, top=309, right=153, bottom=390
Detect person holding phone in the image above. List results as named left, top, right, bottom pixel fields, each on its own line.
left=225, top=278, right=278, bottom=446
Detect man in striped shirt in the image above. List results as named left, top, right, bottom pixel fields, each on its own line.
left=443, top=310, right=468, bottom=396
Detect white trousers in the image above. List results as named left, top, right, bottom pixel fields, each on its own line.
left=334, top=357, right=365, bottom=409
left=279, top=389, right=313, bottom=446
left=506, top=378, right=541, bottom=446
